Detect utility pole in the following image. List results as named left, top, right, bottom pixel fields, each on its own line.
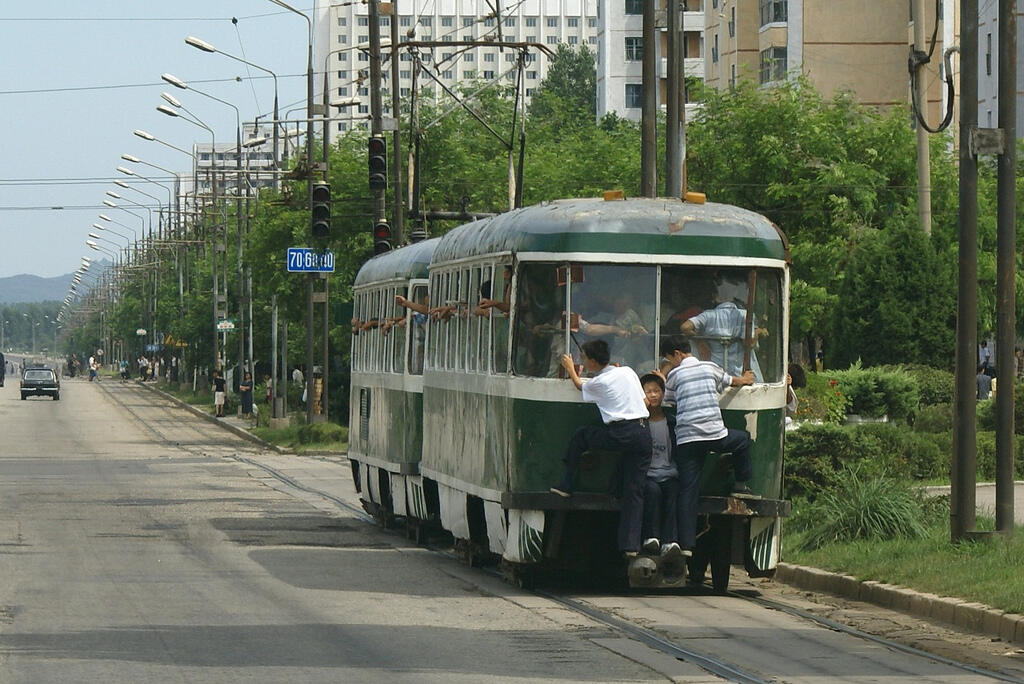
left=912, top=0, right=932, bottom=235
left=640, top=0, right=658, bottom=197
left=952, top=0, right=979, bottom=543
left=388, top=1, right=404, bottom=244
left=665, top=0, right=683, bottom=197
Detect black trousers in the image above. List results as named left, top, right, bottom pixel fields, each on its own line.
left=642, top=477, right=679, bottom=544
left=563, top=420, right=652, bottom=552
left=674, top=428, right=752, bottom=549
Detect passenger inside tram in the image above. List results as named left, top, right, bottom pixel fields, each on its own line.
left=680, top=275, right=766, bottom=381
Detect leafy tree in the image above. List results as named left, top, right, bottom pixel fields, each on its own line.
left=528, top=44, right=597, bottom=130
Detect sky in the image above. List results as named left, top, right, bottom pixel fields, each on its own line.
left=0, top=2, right=314, bottom=279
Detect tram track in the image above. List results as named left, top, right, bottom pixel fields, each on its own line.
left=99, top=381, right=1024, bottom=683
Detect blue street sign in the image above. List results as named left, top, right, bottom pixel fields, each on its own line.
left=287, top=247, right=335, bottom=273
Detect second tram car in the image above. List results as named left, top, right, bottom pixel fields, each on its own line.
left=350, top=196, right=791, bottom=590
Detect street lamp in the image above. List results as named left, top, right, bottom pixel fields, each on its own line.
left=157, top=97, right=222, bottom=372
left=102, top=198, right=146, bottom=239
left=185, top=35, right=281, bottom=188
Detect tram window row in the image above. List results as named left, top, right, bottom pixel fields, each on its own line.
left=353, top=263, right=785, bottom=383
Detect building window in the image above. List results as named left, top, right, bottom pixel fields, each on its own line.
left=400, top=69, right=411, bottom=78
left=358, top=16, right=369, bottom=26
left=712, top=34, right=718, bottom=63
left=625, top=36, right=643, bottom=61
left=358, top=52, right=368, bottom=61
left=442, top=52, right=453, bottom=60
left=463, top=17, right=474, bottom=26
left=442, top=16, right=454, bottom=26
left=338, top=122, right=347, bottom=131
left=484, top=17, right=495, bottom=26
left=568, top=17, right=579, bottom=27
left=568, top=35, right=578, bottom=44
left=527, top=35, right=537, bottom=42
left=505, top=17, right=516, bottom=26
left=442, top=70, right=453, bottom=78
left=547, top=17, right=558, bottom=27
left=463, top=70, right=475, bottom=78
left=359, top=86, right=369, bottom=96
left=986, top=33, right=992, bottom=76
left=526, top=87, right=535, bottom=96
left=337, top=70, right=348, bottom=78
left=400, top=87, right=410, bottom=96
left=759, top=46, right=787, bottom=83
left=338, top=86, right=348, bottom=95
left=730, top=63, right=737, bottom=89
left=337, top=17, right=347, bottom=26
left=483, top=70, right=495, bottom=79
left=464, top=52, right=474, bottom=61
left=485, top=52, right=496, bottom=62
left=527, top=70, right=537, bottom=79
left=338, top=34, right=348, bottom=43
left=358, top=35, right=369, bottom=44
left=758, top=0, right=787, bottom=27
left=546, top=35, right=558, bottom=44
left=401, top=16, right=411, bottom=26
left=359, top=104, right=369, bottom=113
left=442, top=35, right=453, bottom=41
left=588, top=17, right=597, bottom=27
left=380, top=16, right=390, bottom=26
left=729, top=7, right=735, bottom=37
left=626, top=0, right=643, bottom=14
left=526, top=17, right=537, bottom=27
left=421, top=17, right=432, bottom=26
left=589, top=35, right=597, bottom=44
left=625, top=83, right=643, bottom=108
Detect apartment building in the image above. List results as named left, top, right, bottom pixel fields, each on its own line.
left=313, top=0, right=600, bottom=142
left=595, top=0, right=705, bottom=121
left=978, top=0, right=1024, bottom=133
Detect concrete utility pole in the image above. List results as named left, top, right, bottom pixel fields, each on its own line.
left=994, top=0, right=1016, bottom=536
left=389, top=1, right=404, bottom=244
left=640, top=0, right=658, bottom=197
left=953, top=0, right=979, bottom=543
left=665, top=0, right=684, bottom=198
left=912, top=0, right=932, bottom=235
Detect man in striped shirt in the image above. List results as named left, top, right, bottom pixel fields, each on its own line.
left=661, top=336, right=756, bottom=554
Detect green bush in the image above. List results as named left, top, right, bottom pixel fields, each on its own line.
left=785, top=423, right=864, bottom=499
left=913, top=403, right=951, bottom=433
left=823, top=363, right=919, bottom=421
left=296, top=422, right=348, bottom=445
left=798, top=371, right=849, bottom=423
left=790, top=466, right=932, bottom=550
left=901, top=365, right=954, bottom=406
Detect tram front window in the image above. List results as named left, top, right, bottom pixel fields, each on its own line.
left=512, top=263, right=657, bottom=377
left=661, top=266, right=783, bottom=383
left=569, top=264, right=656, bottom=371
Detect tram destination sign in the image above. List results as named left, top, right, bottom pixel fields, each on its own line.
left=287, top=247, right=335, bottom=273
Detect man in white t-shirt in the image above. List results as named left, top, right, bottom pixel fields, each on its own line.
left=550, top=339, right=652, bottom=556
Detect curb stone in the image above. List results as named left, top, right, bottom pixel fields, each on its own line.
left=775, top=562, right=1024, bottom=645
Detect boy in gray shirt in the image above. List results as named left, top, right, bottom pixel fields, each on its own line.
left=639, top=373, right=685, bottom=559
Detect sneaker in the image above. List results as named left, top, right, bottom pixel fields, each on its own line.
left=660, top=541, right=682, bottom=559
left=549, top=487, right=572, bottom=498
left=642, top=538, right=660, bottom=554
left=731, top=484, right=761, bottom=499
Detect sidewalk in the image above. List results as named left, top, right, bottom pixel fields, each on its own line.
left=137, top=380, right=1024, bottom=647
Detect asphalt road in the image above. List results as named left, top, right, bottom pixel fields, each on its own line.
left=1, top=374, right=1022, bottom=683
left=0, top=377, right=668, bottom=683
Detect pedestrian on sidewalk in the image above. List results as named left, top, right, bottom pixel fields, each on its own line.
left=239, top=371, right=254, bottom=418
left=212, top=370, right=226, bottom=418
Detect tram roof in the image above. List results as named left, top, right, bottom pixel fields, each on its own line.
left=431, top=197, right=788, bottom=263
left=353, top=237, right=440, bottom=286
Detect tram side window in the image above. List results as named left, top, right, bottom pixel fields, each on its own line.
left=513, top=263, right=567, bottom=377
left=474, top=264, right=492, bottom=372
left=351, top=292, right=362, bottom=371
left=489, top=264, right=511, bottom=374
left=661, top=266, right=782, bottom=383
left=407, top=284, right=428, bottom=375
left=389, top=286, right=406, bottom=374
left=568, top=264, right=657, bottom=372
left=370, top=289, right=383, bottom=372
left=466, top=266, right=482, bottom=373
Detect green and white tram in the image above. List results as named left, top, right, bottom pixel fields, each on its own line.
left=350, top=195, right=791, bottom=590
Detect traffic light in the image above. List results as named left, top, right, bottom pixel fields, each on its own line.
left=311, top=182, right=330, bottom=239
left=368, top=135, right=387, bottom=191
left=373, top=221, right=392, bottom=255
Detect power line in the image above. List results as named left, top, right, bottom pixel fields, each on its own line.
left=0, top=73, right=304, bottom=98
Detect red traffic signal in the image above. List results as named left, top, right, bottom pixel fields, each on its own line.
left=368, top=136, right=387, bottom=191
left=373, top=221, right=392, bottom=255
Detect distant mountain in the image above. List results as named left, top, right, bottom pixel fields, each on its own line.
left=0, top=272, right=76, bottom=303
